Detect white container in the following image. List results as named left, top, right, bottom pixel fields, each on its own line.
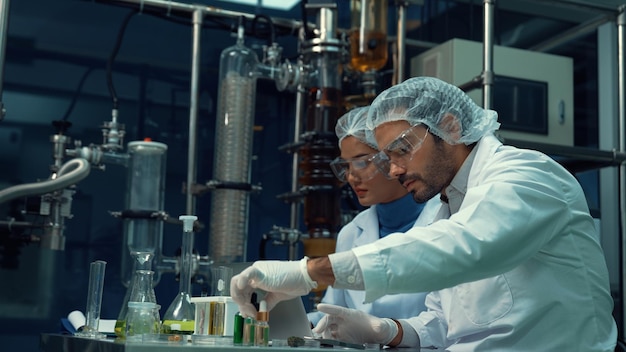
left=190, top=296, right=238, bottom=337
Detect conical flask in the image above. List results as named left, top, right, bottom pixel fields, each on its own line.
left=161, top=215, right=197, bottom=334
left=114, top=269, right=158, bottom=338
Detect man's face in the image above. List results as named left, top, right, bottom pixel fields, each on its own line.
left=374, top=120, right=456, bottom=203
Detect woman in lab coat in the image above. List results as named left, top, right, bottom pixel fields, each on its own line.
left=231, top=78, right=617, bottom=351
left=306, top=106, right=440, bottom=327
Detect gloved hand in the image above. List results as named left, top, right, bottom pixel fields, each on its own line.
left=313, top=304, right=399, bottom=345
left=230, top=258, right=317, bottom=318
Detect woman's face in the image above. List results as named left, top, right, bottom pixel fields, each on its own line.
left=340, top=136, right=409, bottom=207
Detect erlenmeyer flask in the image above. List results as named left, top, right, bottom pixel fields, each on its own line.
left=114, top=270, right=158, bottom=338
left=161, top=215, right=197, bottom=335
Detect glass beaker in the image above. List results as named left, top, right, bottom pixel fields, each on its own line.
left=161, top=215, right=197, bottom=335
left=125, top=301, right=160, bottom=342
left=349, top=0, right=388, bottom=72
left=115, top=270, right=158, bottom=338
left=210, top=266, right=233, bottom=296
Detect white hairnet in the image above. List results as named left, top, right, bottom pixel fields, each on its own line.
left=366, top=77, right=500, bottom=145
left=336, top=106, right=378, bottom=149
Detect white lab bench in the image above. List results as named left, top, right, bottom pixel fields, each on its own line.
left=39, top=333, right=431, bottom=352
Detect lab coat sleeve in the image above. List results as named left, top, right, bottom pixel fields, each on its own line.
left=398, top=291, right=454, bottom=349
left=352, top=149, right=580, bottom=302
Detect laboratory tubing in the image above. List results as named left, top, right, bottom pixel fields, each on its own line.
left=161, top=215, right=197, bottom=335
left=253, top=300, right=270, bottom=347
left=76, top=260, right=107, bottom=339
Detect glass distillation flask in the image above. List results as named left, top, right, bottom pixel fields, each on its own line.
left=348, top=0, right=388, bottom=99
left=349, top=0, right=388, bottom=73
left=114, top=268, right=158, bottom=338
left=161, top=215, right=197, bottom=335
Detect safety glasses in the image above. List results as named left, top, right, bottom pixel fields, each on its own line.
left=330, top=153, right=380, bottom=182
left=373, top=126, right=429, bottom=178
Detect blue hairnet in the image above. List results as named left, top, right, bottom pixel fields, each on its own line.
left=336, top=106, right=378, bottom=149
left=366, top=77, right=500, bottom=145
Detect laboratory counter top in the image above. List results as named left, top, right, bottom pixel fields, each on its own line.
left=40, top=333, right=433, bottom=352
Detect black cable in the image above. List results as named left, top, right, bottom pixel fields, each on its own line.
left=61, top=66, right=96, bottom=122
left=106, top=10, right=138, bottom=111
left=259, top=234, right=269, bottom=259
left=301, top=0, right=311, bottom=40
left=469, top=0, right=474, bottom=41
left=252, top=14, right=276, bottom=45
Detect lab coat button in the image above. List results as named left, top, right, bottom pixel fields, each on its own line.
left=347, top=275, right=356, bottom=284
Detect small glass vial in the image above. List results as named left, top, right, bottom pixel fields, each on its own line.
left=242, top=316, right=255, bottom=346
left=254, top=300, right=270, bottom=347
left=233, top=312, right=244, bottom=345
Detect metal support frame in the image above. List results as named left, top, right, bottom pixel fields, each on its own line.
left=618, top=4, right=626, bottom=338
left=0, top=0, right=8, bottom=121
left=95, top=0, right=309, bottom=218
left=482, top=0, right=495, bottom=110
left=185, top=9, right=202, bottom=216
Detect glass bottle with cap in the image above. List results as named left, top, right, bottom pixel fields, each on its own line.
left=161, top=215, right=197, bottom=335
left=254, top=300, right=270, bottom=347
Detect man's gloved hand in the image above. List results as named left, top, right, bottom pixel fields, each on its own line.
left=313, top=304, right=398, bottom=345
left=230, top=258, right=317, bottom=318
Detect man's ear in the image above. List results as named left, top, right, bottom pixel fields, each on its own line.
left=439, top=113, right=461, bottom=142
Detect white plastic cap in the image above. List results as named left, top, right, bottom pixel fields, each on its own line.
left=67, top=310, right=86, bottom=330
left=179, top=215, right=198, bottom=232
left=259, top=300, right=267, bottom=312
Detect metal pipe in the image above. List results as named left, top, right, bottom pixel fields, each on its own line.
left=529, top=15, right=615, bottom=53
left=96, top=0, right=304, bottom=33
left=396, top=1, right=408, bottom=83
left=388, top=36, right=437, bottom=49
left=288, top=81, right=306, bottom=260
left=0, top=158, right=90, bottom=204
left=618, top=4, right=626, bottom=336
left=482, top=0, right=495, bottom=110
left=617, top=6, right=625, bottom=153
left=0, top=0, right=9, bottom=121
left=185, top=9, right=202, bottom=215
left=525, top=0, right=621, bottom=14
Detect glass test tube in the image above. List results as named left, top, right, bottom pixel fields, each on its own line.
left=81, top=260, right=107, bottom=338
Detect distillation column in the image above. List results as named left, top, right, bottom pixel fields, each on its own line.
left=298, top=3, right=345, bottom=284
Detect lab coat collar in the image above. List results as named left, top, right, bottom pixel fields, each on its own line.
left=467, top=134, right=504, bottom=187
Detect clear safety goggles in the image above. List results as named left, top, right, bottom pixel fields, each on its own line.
left=372, top=126, right=429, bottom=178
left=330, top=153, right=381, bottom=182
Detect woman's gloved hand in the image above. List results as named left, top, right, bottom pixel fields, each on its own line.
left=313, top=304, right=398, bottom=345
left=230, top=258, right=317, bottom=318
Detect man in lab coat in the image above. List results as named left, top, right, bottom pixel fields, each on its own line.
left=231, top=77, right=617, bottom=351
left=307, top=106, right=440, bottom=327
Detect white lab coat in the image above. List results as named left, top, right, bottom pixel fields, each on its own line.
left=308, top=196, right=441, bottom=326
left=349, top=134, right=617, bottom=351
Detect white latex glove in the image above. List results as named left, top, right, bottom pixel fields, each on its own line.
left=313, top=303, right=398, bottom=345
left=230, top=258, right=317, bottom=318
